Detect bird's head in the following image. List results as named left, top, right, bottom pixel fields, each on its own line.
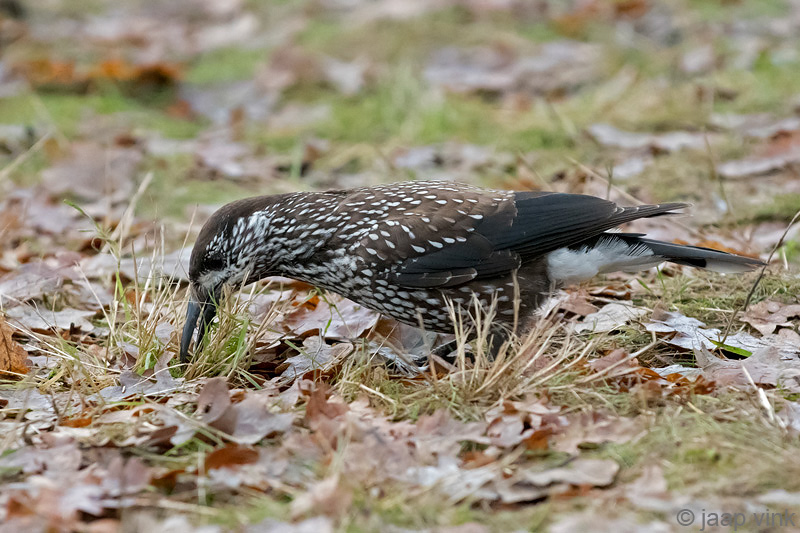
left=179, top=196, right=279, bottom=363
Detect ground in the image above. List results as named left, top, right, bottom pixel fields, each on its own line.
left=1, top=1, right=800, bottom=532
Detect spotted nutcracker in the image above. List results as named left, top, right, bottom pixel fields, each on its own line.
left=180, top=180, right=763, bottom=362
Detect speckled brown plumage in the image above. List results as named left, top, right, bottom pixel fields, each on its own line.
left=180, top=180, right=764, bottom=362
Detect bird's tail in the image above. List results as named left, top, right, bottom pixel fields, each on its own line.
left=634, top=237, right=765, bottom=273
left=547, top=233, right=765, bottom=285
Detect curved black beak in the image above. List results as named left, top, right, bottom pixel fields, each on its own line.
left=179, top=297, right=218, bottom=363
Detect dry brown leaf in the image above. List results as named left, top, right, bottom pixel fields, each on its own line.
left=694, top=346, right=800, bottom=392
left=6, top=305, right=96, bottom=333
left=552, top=411, right=646, bottom=454
left=290, top=475, right=353, bottom=519
left=227, top=392, right=295, bottom=444
left=203, top=443, right=259, bottom=473
left=588, top=348, right=638, bottom=373
left=558, top=289, right=600, bottom=317
left=716, top=128, right=800, bottom=178
left=646, top=309, right=798, bottom=358
left=572, top=302, right=648, bottom=334
left=624, top=464, right=674, bottom=512
left=41, top=141, right=142, bottom=202
left=281, top=296, right=380, bottom=339
left=0, top=317, right=28, bottom=377
left=493, top=458, right=619, bottom=503
left=424, top=41, right=601, bottom=96
left=587, top=123, right=713, bottom=153
left=741, top=300, right=800, bottom=336
left=484, top=397, right=564, bottom=449
left=0, top=262, right=66, bottom=307
left=278, top=337, right=354, bottom=382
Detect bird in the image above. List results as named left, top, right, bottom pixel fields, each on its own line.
left=180, top=180, right=764, bottom=363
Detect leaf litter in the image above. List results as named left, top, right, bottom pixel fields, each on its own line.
left=1, top=0, right=799, bottom=531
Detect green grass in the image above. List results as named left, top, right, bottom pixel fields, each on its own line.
left=186, top=47, right=269, bottom=85
left=0, top=91, right=203, bottom=139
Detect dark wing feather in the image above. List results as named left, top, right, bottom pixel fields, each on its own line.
left=491, top=192, right=688, bottom=259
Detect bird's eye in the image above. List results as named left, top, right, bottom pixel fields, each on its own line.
left=205, top=256, right=225, bottom=271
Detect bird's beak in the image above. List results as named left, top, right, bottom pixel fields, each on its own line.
left=180, top=293, right=218, bottom=363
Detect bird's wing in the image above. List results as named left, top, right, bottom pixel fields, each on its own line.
left=346, top=185, right=685, bottom=289
left=490, top=192, right=688, bottom=259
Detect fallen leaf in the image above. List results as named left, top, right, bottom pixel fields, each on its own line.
left=196, top=377, right=233, bottom=425
left=741, top=300, right=800, bottom=336
left=588, top=348, right=638, bottom=373
left=694, top=346, right=800, bottom=391
left=6, top=305, right=96, bottom=333
left=95, top=369, right=182, bottom=402
left=646, top=309, right=798, bottom=358
left=716, top=153, right=800, bottom=179
left=552, top=411, right=645, bottom=453
left=203, top=443, right=259, bottom=473
left=424, top=41, right=601, bottom=95
left=710, top=113, right=800, bottom=139
left=278, top=337, right=354, bottom=382
left=493, top=458, right=619, bottom=503
left=281, top=296, right=380, bottom=339
left=573, top=303, right=648, bottom=334
left=0, top=262, right=69, bottom=307
left=557, top=289, right=600, bottom=317
left=0, top=317, right=29, bottom=376
left=521, top=457, right=619, bottom=487
left=587, top=123, right=713, bottom=153
left=40, top=142, right=142, bottom=202
left=716, top=128, right=800, bottom=179
left=484, top=397, right=564, bottom=449
left=290, top=475, right=353, bottom=519
left=624, top=464, right=673, bottom=512
left=227, top=392, right=295, bottom=444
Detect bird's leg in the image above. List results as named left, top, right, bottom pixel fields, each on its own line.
left=487, top=328, right=511, bottom=360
